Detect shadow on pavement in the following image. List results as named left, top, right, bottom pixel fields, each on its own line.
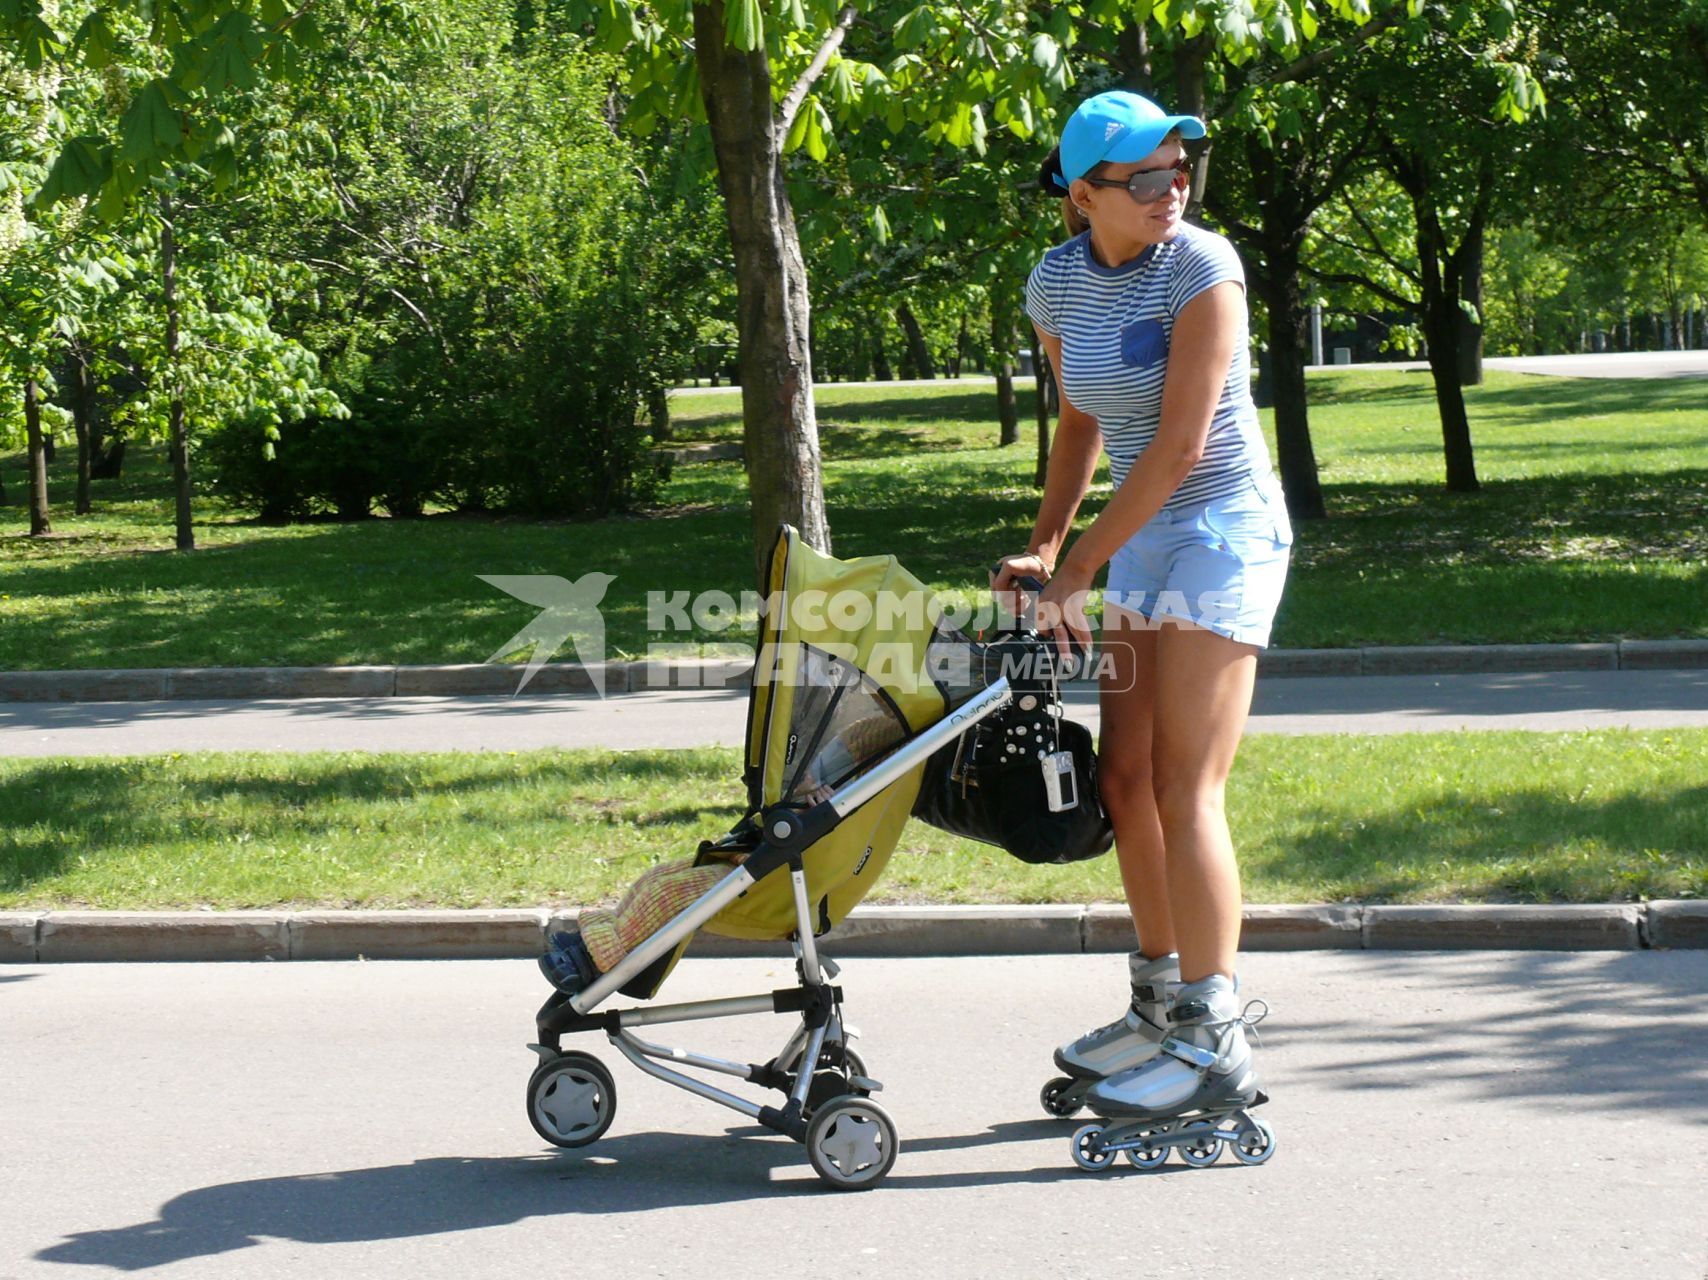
left=1300, top=952, right=1708, bottom=1126
left=33, top=1119, right=1092, bottom=1270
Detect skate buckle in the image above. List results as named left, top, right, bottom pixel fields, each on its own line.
left=1160, top=1036, right=1218, bottom=1069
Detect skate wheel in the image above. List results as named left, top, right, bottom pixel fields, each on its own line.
left=1069, top=1123, right=1117, bottom=1172
left=806, top=1096, right=898, bottom=1191
left=1230, top=1117, right=1277, bottom=1166
left=1040, top=1076, right=1083, bottom=1119
left=1125, top=1138, right=1169, bottom=1171
left=527, top=1051, right=617, bottom=1148
left=1178, top=1119, right=1223, bottom=1167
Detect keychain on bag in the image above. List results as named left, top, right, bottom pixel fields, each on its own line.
left=1041, top=749, right=1078, bottom=812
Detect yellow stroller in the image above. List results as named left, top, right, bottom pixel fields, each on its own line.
left=526, top=526, right=1058, bottom=1190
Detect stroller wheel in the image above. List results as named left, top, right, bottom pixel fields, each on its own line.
left=805, top=1096, right=899, bottom=1191
left=528, top=1051, right=617, bottom=1149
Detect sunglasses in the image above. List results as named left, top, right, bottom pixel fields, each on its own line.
left=1082, top=158, right=1192, bottom=204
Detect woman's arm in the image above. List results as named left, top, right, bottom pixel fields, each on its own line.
left=1037, top=280, right=1245, bottom=649
left=1023, top=327, right=1102, bottom=571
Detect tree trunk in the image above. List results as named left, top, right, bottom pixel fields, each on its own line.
left=692, top=0, right=830, bottom=584
left=15, top=0, right=62, bottom=536
left=951, top=309, right=969, bottom=378
left=1029, top=331, right=1052, bottom=489
left=648, top=383, right=672, bottom=442
left=871, top=329, right=893, bottom=381
left=72, top=341, right=93, bottom=514
left=1456, top=219, right=1484, bottom=387
left=160, top=197, right=194, bottom=550
left=1250, top=344, right=1273, bottom=409
left=992, top=290, right=1019, bottom=446
left=994, top=363, right=1019, bottom=447
left=1205, top=134, right=1328, bottom=521
left=895, top=301, right=934, bottom=379
left=1255, top=251, right=1327, bottom=521
left=1391, top=149, right=1480, bottom=492
left=1174, top=37, right=1211, bottom=222
left=1666, top=245, right=1685, bottom=350
left=1422, top=282, right=1479, bottom=492
left=1117, top=20, right=1153, bottom=93
left=25, top=378, right=52, bottom=536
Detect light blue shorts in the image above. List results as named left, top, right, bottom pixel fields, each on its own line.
left=1103, top=471, right=1294, bottom=649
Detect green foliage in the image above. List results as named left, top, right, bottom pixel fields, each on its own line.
left=7, top=0, right=436, bottom=222
left=0, top=0, right=349, bottom=529
left=1482, top=219, right=1708, bottom=356
left=201, top=4, right=684, bottom=519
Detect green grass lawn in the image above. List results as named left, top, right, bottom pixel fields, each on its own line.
left=2, top=368, right=1705, bottom=669
left=3, top=729, right=1703, bottom=910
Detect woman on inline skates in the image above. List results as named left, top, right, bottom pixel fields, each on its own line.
left=992, top=90, right=1288, bottom=1160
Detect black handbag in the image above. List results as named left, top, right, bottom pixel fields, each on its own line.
left=911, top=705, right=1114, bottom=866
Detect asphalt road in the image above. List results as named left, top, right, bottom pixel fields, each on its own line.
left=2, top=951, right=1705, bottom=1279
left=3, top=669, right=1706, bottom=757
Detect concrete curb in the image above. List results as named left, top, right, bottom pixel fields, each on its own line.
left=3, top=640, right=1706, bottom=704
left=3, top=902, right=1701, bottom=963
left=1361, top=904, right=1644, bottom=951
left=1647, top=900, right=1708, bottom=949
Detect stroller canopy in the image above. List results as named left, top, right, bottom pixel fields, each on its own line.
left=706, top=526, right=988, bottom=943
left=745, top=525, right=986, bottom=811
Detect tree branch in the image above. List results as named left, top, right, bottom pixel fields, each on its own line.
left=1340, top=196, right=1416, bottom=282
left=1213, top=3, right=1407, bottom=116
left=1300, top=263, right=1416, bottom=311
left=776, top=6, right=857, bottom=143
left=1311, top=123, right=1376, bottom=212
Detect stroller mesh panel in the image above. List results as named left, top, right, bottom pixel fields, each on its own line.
left=921, top=614, right=993, bottom=710
left=781, top=645, right=910, bottom=805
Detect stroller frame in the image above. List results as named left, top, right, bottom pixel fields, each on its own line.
left=529, top=674, right=1019, bottom=1190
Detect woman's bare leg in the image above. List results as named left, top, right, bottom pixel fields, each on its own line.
left=1151, top=620, right=1259, bottom=983
left=1097, top=606, right=1175, bottom=958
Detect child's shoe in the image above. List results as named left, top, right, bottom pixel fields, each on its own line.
left=538, top=930, right=599, bottom=996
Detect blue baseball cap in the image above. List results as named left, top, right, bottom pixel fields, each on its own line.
left=1055, top=91, right=1206, bottom=188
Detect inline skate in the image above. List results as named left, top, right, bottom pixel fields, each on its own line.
left=1039, top=952, right=1180, bottom=1118
left=1067, top=973, right=1275, bottom=1171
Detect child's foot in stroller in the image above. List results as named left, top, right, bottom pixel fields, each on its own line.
left=538, top=930, right=600, bottom=995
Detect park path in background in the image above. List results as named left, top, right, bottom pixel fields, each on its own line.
left=671, top=349, right=1708, bottom=394
left=3, top=669, right=1707, bottom=756
left=2, top=952, right=1704, bottom=1279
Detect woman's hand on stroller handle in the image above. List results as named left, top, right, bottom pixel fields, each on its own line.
left=990, top=554, right=1050, bottom=623
left=990, top=554, right=1092, bottom=669
left=990, top=555, right=1047, bottom=637
left=1034, top=560, right=1094, bottom=667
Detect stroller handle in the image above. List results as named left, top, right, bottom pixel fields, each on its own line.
left=989, top=562, right=1046, bottom=634
left=988, top=561, right=1046, bottom=595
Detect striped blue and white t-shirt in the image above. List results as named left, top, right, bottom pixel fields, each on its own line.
left=1025, top=221, right=1269, bottom=508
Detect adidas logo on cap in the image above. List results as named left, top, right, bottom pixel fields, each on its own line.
left=1104, top=121, right=1125, bottom=141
